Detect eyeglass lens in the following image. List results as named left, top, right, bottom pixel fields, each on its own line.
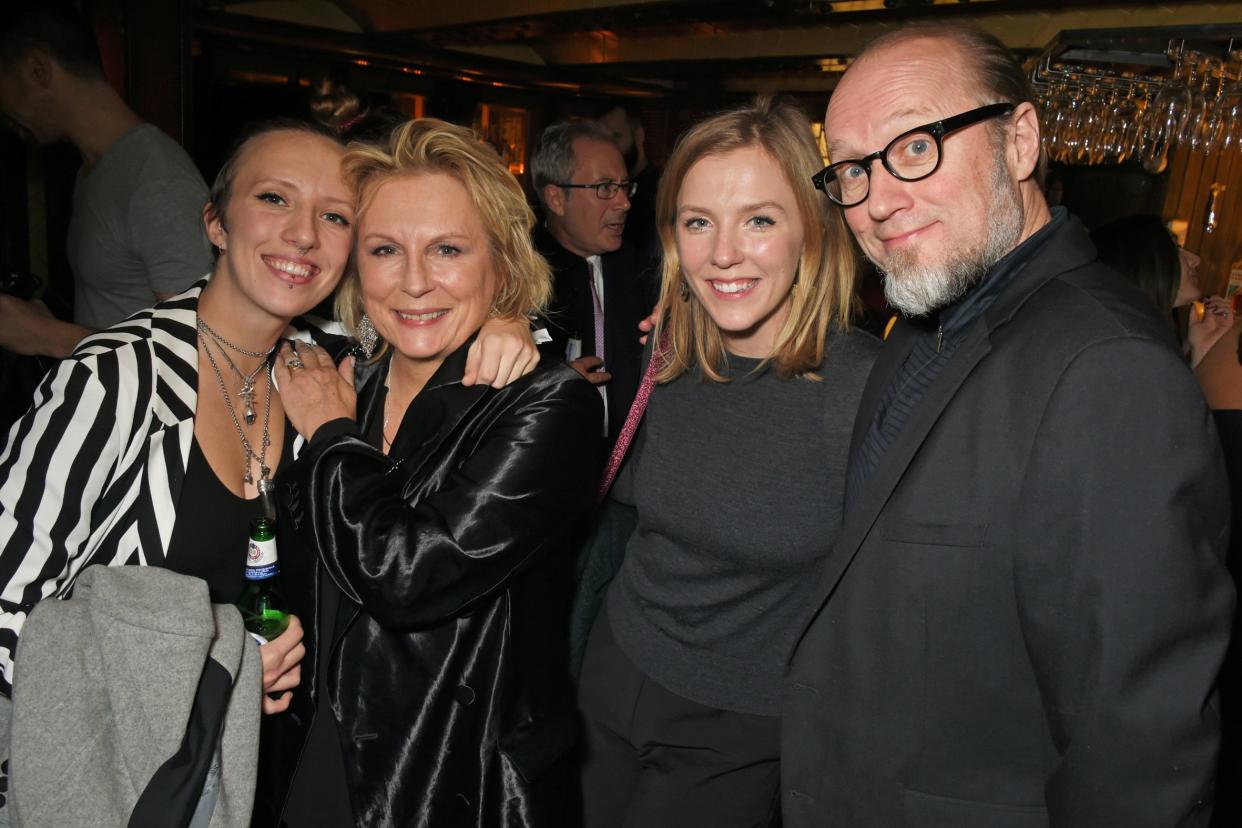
left=595, top=181, right=637, bottom=199
left=830, top=130, right=939, bottom=205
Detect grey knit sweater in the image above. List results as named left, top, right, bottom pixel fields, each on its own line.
left=608, top=328, right=880, bottom=715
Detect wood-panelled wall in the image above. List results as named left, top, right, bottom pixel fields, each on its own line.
left=1162, top=143, right=1242, bottom=296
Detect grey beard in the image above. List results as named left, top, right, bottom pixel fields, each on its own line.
left=876, top=159, right=1024, bottom=317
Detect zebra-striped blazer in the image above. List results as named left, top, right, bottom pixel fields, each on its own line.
left=0, top=279, right=314, bottom=694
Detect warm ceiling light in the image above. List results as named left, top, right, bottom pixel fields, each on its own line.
left=816, top=58, right=851, bottom=73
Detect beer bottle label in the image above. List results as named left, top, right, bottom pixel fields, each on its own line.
left=245, top=536, right=279, bottom=580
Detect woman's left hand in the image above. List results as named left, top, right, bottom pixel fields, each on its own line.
left=275, top=342, right=357, bottom=439
left=1188, top=296, right=1235, bottom=368
left=463, top=316, right=539, bottom=387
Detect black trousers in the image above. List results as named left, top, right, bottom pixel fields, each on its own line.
left=577, top=610, right=781, bottom=828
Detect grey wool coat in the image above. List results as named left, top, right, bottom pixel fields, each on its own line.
left=5, top=565, right=262, bottom=828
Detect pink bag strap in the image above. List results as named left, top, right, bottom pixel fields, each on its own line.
left=598, top=333, right=667, bottom=502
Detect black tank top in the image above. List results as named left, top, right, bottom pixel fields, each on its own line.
left=164, top=422, right=295, bottom=603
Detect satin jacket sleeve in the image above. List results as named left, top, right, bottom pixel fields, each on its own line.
left=291, top=364, right=603, bottom=632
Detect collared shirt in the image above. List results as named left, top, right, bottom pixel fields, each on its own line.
left=586, top=254, right=609, bottom=436
left=849, top=207, right=1070, bottom=497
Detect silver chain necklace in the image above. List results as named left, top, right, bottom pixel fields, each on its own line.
left=198, top=329, right=275, bottom=498
left=197, top=317, right=274, bottom=358
left=196, top=319, right=274, bottom=424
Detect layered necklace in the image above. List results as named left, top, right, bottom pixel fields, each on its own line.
left=196, top=316, right=277, bottom=500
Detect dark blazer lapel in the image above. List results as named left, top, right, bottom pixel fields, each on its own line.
left=801, top=319, right=994, bottom=636
left=801, top=216, right=1098, bottom=636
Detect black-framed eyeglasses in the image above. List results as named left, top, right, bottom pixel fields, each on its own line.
left=556, top=180, right=638, bottom=200
left=811, top=102, right=1016, bottom=207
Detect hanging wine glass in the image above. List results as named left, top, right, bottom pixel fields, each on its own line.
left=1219, top=79, right=1242, bottom=154
left=1130, top=81, right=1158, bottom=163
left=1143, top=44, right=1192, bottom=171
left=1036, top=77, right=1064, bottom=159
left=1099, top=87, right=1129, bottom=164
left=1114, top=82, right=1141, bottom=163
left=1195, top=71, right=1229, bottom=154
left=1184, top=58, right=1213, bottom=153
left=1054, top=84, right=1083, bottom=163
left=1069, top=79, right=1099, bottom=164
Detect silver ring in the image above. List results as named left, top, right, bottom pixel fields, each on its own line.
left=285, top=357, right=305, bottom=370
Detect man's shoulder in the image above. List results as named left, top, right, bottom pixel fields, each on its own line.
left=93, top=124, right=206, bottom=194
left=601, top=242, right=642, bottom=274
left=114, top=124, right=195, bottom=164
left=534, top=228, right=586, bottom=277
left=997, top=213, right=1171, bottom=347
left=1024, top=260, right=1177, bottom=348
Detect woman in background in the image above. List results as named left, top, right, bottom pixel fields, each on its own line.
left=1090, top=213, right=1233, bottom=366
left=576, top=96, right=880, bottom=826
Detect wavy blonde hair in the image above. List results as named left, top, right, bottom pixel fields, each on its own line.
left=335, top=118, right=551, bottom=347
left=654, top=96, right=856, bottom=383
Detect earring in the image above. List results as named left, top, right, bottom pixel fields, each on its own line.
left=355, top=313, right=379, bottom=359
left=679, top=277, right=690, bottom=301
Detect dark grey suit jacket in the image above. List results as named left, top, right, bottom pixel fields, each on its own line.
left=782, top=216, right=1233, bottom=827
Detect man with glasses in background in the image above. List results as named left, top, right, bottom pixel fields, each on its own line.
left=533, top=120, right=657, bottom=448
left=783, top=24, right=1232, bottom=827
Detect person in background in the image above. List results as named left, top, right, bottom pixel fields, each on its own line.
left=782, top=23, right=1232, bottom=826
left=532, top=120, right=657, bottom=448
left=1091, top=213, right=1234, bottom=366
left=262, top=118, right=600, bottom=827
left=577, top=96, right=878, bottom=827
left=597, top=100, right=662, bottom=268
left=0, top=2, right=211, bottom=359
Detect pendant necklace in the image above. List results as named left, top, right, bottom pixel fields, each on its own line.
left=197, top=318, right=278, bottom=516
left=197, top=318, right=274, bottom=425
left=381, top=374, right=395, bottom=450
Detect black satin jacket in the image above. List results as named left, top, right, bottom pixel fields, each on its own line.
left=255, top=338, right=603, bottom=827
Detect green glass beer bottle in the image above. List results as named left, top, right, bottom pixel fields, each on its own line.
left=237, top=516, right=290, bottom=643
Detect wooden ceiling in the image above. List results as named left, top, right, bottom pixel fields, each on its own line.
left=205, top=0, right=1242, bottom=95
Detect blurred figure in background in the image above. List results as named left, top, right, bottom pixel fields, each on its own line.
left=1091, top=213, right=1234, bottom=366
left=597, top=100, right=662, bottom=269
left=0, top=2, right=209, bottom=359
left=308, top=74, right=408, bottom=147
left=532, top=120, right=657, bottom=449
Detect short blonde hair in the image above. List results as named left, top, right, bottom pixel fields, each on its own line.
left=335, top=118, right=551, bottom=344
left=654, top=95, right=856, bottom=383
